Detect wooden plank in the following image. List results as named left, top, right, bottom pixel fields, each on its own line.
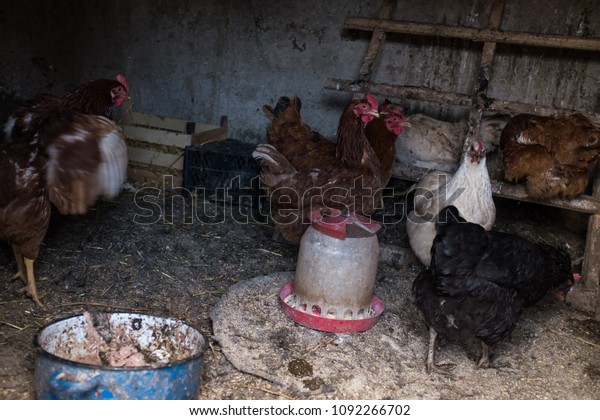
left=191, top=126, right=228, bottom=145
left=128, top=112, right=224, bottom=134
left=568, top=164, right=600, bottom=316
left=491, top=181, right=600, bottom=214
left=325, top=78, right=473, bottom=107
left=481, top=0, right=505, bottom=64
left=127, top=145, right=184, bottom=170
left=129, top=112, right=193, bottom=133
left=324, top=78, right=600, bottom=123
left=391, top=163, right=600, bottom=214
left=344, top=17, right=600, bottom=52
left=485, top=97, right=600, bottom=121
left=568, top=214, right=600, bottom=316
left=123, top=125, right=193, bottom=149
left=463, top=0, right=505, bottom=148
left=357, top=0, right=397, bottom=82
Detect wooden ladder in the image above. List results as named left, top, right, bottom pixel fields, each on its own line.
left=325, top=0, right=600, bottom=318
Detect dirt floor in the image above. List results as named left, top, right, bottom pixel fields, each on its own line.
left=0, top=183, right=599, bottom=400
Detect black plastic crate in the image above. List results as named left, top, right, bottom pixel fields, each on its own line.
left=183, top=139, right=261, bottom=208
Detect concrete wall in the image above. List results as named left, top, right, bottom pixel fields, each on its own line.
left=1, top=0, right=600, bottom=142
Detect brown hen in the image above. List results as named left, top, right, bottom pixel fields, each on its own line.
left=501, top=113, right=600, bottom=199
left=4, top=74, right=129, bottom=140
left=262, top=96, right=408, bottom=187
left=254, top=94, right=383, bottom=244
left=0, top=112, right=128, bottom=306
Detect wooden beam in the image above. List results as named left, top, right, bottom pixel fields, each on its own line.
left=191, top=127, right=228, bottom=145
left=344, top=17, right=600, bottom=52
left=463, top=0, right=505, bottom=148
left=127, top=146, right=184, bottom=171
left=324, top=78, right=600, bottom=122
left=123, top=125, right=194, bottom=149
left=568, top=162, right=600, bottom=316
left=490, top=180, right=600, bottom=214
left=129, top=112, right=195, bottom=133
left=391, top=163, right=600, bottom=214
left=127, top=112, right=225, bottom=135
left=357, top=0, right=397, bottom=83
left=325, top=78, right=472, bottom=107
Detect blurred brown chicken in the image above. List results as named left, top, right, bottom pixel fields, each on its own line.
left=0, top=111, right=128, bottom=307
left=254, top=94, right=383, bottom=243
left=0, top=75, right=130, bottom=307
left=4, top=74, right=129, bottom=141
left=262, top=96, right=408, bottom=187
left=501, top=113, right=600, bottom=199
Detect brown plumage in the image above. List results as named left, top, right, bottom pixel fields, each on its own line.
left=0, top=112, right=128, bottom=307
left=262, top=96, right=408, bottom=188
left=4, top=75, right=129, bottom=141
left=254, top=95, right=383, bottom=244
left=501, top=113, right=600, bottom=199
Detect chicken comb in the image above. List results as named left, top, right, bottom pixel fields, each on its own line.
left=116, top=74, right=129, bottom=92
left=365, top=93, right=379, bottom=110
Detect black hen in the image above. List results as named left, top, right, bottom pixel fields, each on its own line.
left=412, top=205, right=574, bottom=373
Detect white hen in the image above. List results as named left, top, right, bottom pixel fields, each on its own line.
left=406, top=139, right=496, bottom=266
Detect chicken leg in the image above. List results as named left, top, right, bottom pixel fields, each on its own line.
left=11, top=245, right=26, bottom=281
left=477, top=341, right=491, bottom=369
left=12, top=245, right=43, bottom=307
left=426, top=326, right=455, bottom=376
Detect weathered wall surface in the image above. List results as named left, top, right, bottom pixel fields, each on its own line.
left=1, top=0, right=599, bottom=141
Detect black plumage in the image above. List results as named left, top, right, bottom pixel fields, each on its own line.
left=412, top=205, right=573, bottom=373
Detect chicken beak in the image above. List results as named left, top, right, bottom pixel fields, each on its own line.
left=361, top=110, right=380, bottom=123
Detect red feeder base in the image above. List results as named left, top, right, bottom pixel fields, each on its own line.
left=278, top=282, right=384, bottom=333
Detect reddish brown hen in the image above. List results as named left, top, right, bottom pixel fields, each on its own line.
left=262, top=96, right=408, bottom=187
left=4, top=74, right=129, bottom=140
left=254, top=94, right=383, bottom=243
left=501, top=113, right=600, bottom=199
left=0, top=112, right=128, bottom=307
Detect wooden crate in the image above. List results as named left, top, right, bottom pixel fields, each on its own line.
left=121, top=112, right=227, bottom=186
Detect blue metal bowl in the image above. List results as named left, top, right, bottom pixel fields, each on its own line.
left=34, top=312, right=207, bottom=399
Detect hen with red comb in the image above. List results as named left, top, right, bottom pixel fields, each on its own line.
left=0, top=75, right=129, bottom=306
left=254, top=94, right=385, bottom=243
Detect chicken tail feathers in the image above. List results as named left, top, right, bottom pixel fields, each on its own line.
left=252, top=144, right=296, bottom=175
left=43, top=113, right=128, bottom=215
left=262, top=96, right=300, bottom=121
left=274, top=96, right=295, bottom=117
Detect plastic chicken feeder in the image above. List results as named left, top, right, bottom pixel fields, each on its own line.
left=280, top=210, right=384, bottom=333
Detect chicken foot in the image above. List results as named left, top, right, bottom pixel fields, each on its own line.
left=477, top=341, right=490, bottom=369
left=12, top=246, right=42, bottom=307
left=426, top=326, right=456, bottom=376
